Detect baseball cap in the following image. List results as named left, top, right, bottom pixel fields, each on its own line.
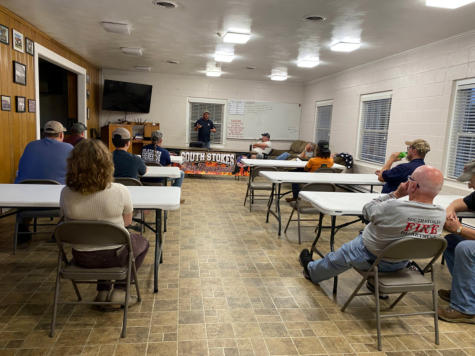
left=112, top=127, right=131, bottom=140
left=71, top=122, right=86, bottom=133
left=405, top=139, right=430, bottom=154
left=151, top=130, right=163, bottom=142
left=317, top=140, right=330, bottom=153
left=203, top=110, right=210, bottom=114
left=261, top=132, right=270, bottom=138
left=457, top=160, right=475, bottom=182
left=44, top=121, right=66, bottom=134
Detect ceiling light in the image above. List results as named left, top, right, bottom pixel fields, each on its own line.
left=222, top=31, right=251, bottom=44
left=270, top=68, right=288, bottom=81
left=134, top=66, right=151, bottom=71
left=121, top=47, right=143, bottom=56
left=426, top=0, right=475, bottom=8
left=152, top=0, right=178, bottom=8
left=206, top=70, right=222, bottom=77
left=330, top=41, right=360, bottom=52
left=297, top=57, right=320, bottom=68
left=214, top=52, right=234, bottom=62
left=100, top=21, right=131, bottom=35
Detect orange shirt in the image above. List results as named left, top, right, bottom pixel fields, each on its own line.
left=304, top=157, right=334, bottom=172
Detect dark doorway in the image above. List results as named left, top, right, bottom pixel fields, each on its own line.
left=39, top=58, right=77, bottom=135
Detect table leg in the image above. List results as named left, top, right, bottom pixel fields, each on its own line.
left=277, top=183, right=282, bottom=236
left=164, top=179, right=168, bottom=233
left=310, top=213, right=325, bottom=258
left=154, top=208, right=163, bottom=293
left=266, top=183, right=275, bottom=223
left=330, top=215, right=338, bottom=295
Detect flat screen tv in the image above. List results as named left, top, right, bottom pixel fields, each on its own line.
left=102, top=79, right=152, bottom=113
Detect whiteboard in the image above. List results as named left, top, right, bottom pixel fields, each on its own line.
left=226, top=100, right=301, bottom=140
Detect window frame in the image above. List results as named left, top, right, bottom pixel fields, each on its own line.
left=314, top=100, right=333, bottom=143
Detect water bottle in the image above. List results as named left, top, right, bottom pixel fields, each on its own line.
left=398, top=152, right=407, bottom=159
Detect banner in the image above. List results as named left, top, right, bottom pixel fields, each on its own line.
left=180, top=151, right=236, bottom=175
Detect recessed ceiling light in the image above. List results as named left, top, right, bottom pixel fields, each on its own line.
left=100, top=21, right=131, bottom=35
left=134, top=66, right=151, bottom=72
left=214, top=52, right=234, bottom=63
left=304, top=15, right=326, bottom=22
left=206, top=70, right=222, bottom=77
left=152, top=0, right=178, bottom=8
left=166, top=59, right=180, bottom=64
left=297, top=57, right=320, bottom=68
left=330, top=41, right=360, bottom=52
left=120, top=47, right=143, bottom=56
left=426, top=0, right=475, bottom=8
left=270, top=68, right=288, bottom=81
left=222, top=31, right=251, bottom=44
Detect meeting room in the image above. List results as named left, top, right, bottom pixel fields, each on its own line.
left=0, top=0, right=474, bottom=354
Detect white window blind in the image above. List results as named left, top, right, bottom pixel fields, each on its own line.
left=188, top=102, right=224, bottom=145
left=447, top=80, right=475, bottom=179
left=315, top=102, right=333, bottom=143
left=358, top=92, right=392, bottom=164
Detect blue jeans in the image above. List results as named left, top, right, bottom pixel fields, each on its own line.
left=203, top=141, right=211, bottom=149
left=172, top=170, right=184, bottom=187
left=443, top=234, right=475, bottom=315
left=307, top=234, right=408, bottom=284
left=276, top=152, right=290, bottom=160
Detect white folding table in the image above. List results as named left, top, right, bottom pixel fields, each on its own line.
left=259, top=171, right=384, bottom=235
left=299, top=191, right=468, bottom=294
left=170, top=156, right=184, bottom=164
left=142, top=166, right=181, bottom=179
left=241, top=158, right=345, bottom=171
left=0, top=184, right=181, bottom=293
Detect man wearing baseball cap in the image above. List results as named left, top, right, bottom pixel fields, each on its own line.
left=194, top=111, right=216, bottom=149
left=375, top=138, right=430, bottom=193
left=438, top=160, right=475, bottom=324
left=63, top=122, right=87, bottom=146
left=251, top=133, right=272, bottom=159
left=112, top=127, right=147, bottom=179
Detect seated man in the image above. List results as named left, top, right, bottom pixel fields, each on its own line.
left=375, top=139, right=430, bottom=193
left=112, top=127, right=147, bottom=179
left=276, top=142, right=315, bottom=161
left=438, top=161, right=475, bottom=324
left=63, top=122, right=86, bottom=146
left=250, top=133, right=272, bottom=159
left=286, top=140, right=333, bottom=202
left=141, top=131, right=185, bottom=189
left=299, top=165, right=446, bottom=285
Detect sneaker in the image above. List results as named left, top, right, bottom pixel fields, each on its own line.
left=366, top=281, right=389, bottom=300
left=109, top=289, right=138, bottom=308
left=180, top=198, right=185, bottom=204
left=94, top=290, right=109, bottom=303
left=438, top=289, right=451, bottom=303
left=299, top=249, right=312, bottom=280
left=438, top=306, right=475, bottom=324
left=285, top=197, right=297, bottom=203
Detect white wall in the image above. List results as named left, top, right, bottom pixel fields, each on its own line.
left=101, top=69, right=304, bottom=152
left=301, top=30, right=475, bottom=195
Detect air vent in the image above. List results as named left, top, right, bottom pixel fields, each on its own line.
left=166, top=59, right=180, bottom=64
left=152, top=0, right=178, bottom=8
left=304, top=15, right=326, bottom=22
left=246, top=66, right=256, bottom=70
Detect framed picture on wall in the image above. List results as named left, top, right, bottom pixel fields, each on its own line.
left=1, top=96, right=11, bottom=111
left=12, top=29, right=24, bottom=52
left=16, top=96, right=26, bottom=113
left=0, top=24, right=8, bottom=45
left=13, top=61, right=26, bottom=85
left=28, top=99, right=36, bottom=113
left=25, top=37, right=34, bottom=55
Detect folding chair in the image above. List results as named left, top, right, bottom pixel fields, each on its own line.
left=50, top=221, right=141, bottom=338
left=284, top=183, right=336, bottom=244
left=114, top=177, right=145, bottom=232
left=13, top=179, right=61, bottom=254
left=243, top=166, right=278, bottom=212
left=341, top=237, right=447, bottom=351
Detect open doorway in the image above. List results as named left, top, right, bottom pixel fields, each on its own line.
left=38, top=58, right=77, bottom=135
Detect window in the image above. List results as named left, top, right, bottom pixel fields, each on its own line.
left=315, top=101, right=333, bottom=143
left=358, top=92, right=392, bottom=164
left=447, top=79, right=475, bottom=179
left=188, top=99, right=225, bottom=145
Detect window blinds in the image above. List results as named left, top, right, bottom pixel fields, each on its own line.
left=358, top=93, right=392, bottom=164
left=447, top=82, right=475, bottom=179
left=315, top=104, right=332, bottom=143
left=189, top=102, right=224, bottom=144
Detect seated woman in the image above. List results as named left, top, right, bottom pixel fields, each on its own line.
left=276, top=142, right=315, bottom=160
left=60, top=139, right=149, bottom=305
left=286, top=140, right=334, bottom=202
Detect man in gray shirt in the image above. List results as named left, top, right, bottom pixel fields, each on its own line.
left=299, top=165, right=446, bottom=284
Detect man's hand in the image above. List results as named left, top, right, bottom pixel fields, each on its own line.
left=444, top=216, right=461, bottom=234
left=375, top=169, right=381, bottom=176
left=389, top=152, right=403, bottom=162
left=393, top=181, right=409, bottom=198
left=196, top=124, right=202, bottom=129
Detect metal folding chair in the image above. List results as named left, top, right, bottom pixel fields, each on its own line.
left=243, top=166, right=278, bottom=212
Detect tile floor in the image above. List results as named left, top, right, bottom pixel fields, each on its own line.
left=0, top=177, right=473, bottom=355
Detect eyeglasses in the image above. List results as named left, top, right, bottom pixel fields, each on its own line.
left=408, top=175, right=419, bottom=188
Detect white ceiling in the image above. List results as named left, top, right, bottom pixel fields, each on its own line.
left=2, top=0, right=475, bottom=83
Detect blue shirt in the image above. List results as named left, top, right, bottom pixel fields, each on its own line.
left=381, top=158, right=425, bottom=193
left=194, top=118, right=215, bottom=143
left=113, top=150, right=147, bottom=179
left=15, top=138, right=73, bottom=184
left=141, top=144, right=171, bottom=166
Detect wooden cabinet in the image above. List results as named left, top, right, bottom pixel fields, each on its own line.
left=101, top=123, right=160, bottom=154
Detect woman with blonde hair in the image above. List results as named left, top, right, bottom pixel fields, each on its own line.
left=60, top=139, right=149, bottom=305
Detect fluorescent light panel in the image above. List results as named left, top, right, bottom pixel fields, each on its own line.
left=121, top=47, right=143, bottom=56
left=330, top=41, right=360, bottom=52
left=214, top=52, right=234, bottom=62
left=101, top=21, right=131, bottom=35
left=222, top=31, right=251, bottom=44
left=297, top=57, right=320, bottom=68
left=426, top=0, right=475, bottom=8
left=206, top=70, right=222, bottom=77
left=135, top=66, right=151, bottom=71
left=270, top=68, right=288, bottom=81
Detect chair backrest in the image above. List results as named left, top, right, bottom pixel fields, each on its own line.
left=251, top=166, right=278, bottom=180
left=316, top=167, right=339, bottom=173
left=114, top=177, right=143, bottom=186
left=19, top=179, right=61, bottom=185
left=301, top=182, right=336, bottom=192
left=55, top=220, right=131, bottom=249
left=380, top=237, right=447, bottom=262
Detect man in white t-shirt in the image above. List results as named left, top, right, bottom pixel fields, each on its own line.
left=251, top=133, right=272, bottom=159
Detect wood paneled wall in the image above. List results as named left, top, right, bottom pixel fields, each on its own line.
left=0, top=5, right=100, bottom=183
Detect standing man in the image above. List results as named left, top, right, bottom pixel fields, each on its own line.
left=112, top=127, right=147, bottom=179
left=438, top=161, right=475, bottom=324
left=194, top=110, right=216, bottom=149
left=251, top=133, right=272, bottom=159
left=375, top=139, right=430, bottom=193
left=63, top=122, right=86, bottom=146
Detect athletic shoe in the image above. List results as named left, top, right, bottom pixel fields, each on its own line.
left=109, top=289, right=137, bottom=308
left=438, top=306, right=475, bottom=324
left=438, top=289, right=451, bottom=303
left=299, top=249, right=312, bottom=280
left=285, top=197, right=296, bottom=202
